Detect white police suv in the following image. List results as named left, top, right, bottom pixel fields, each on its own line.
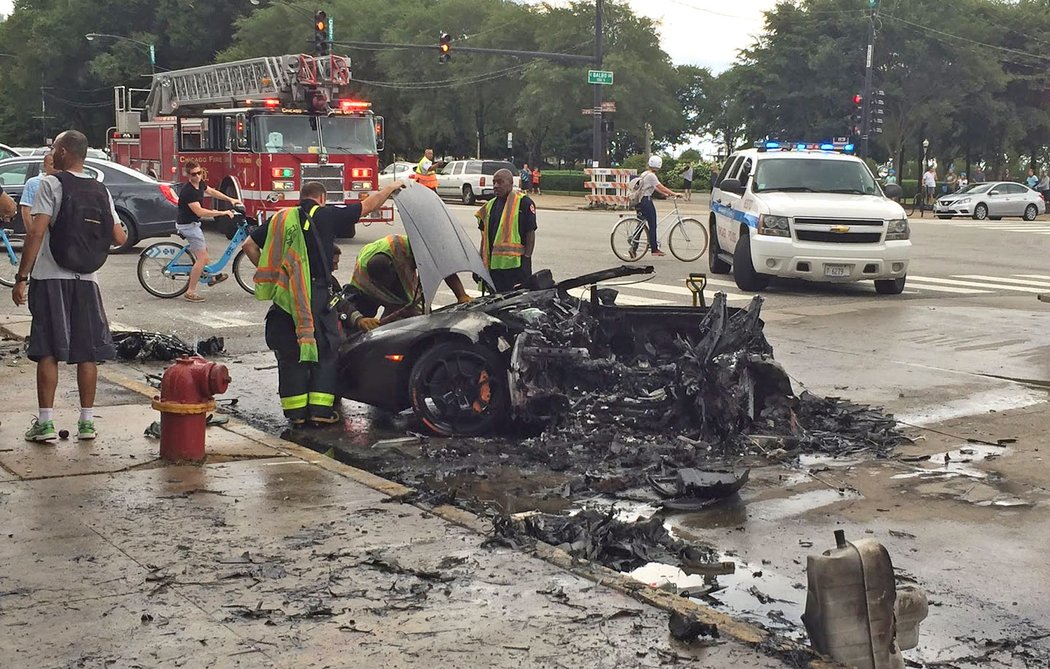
left=709, top=142, right=911, bottom=294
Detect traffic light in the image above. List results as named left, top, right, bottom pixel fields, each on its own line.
left=438, top=32, right=452, bottom=64
left=850, top=94, right=863, bottom=137
left=870, top=89, right=885, bottom=135
left=314, top=11, right=329, bottom=56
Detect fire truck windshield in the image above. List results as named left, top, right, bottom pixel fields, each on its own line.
left=253, top=115, right=376, bottom=155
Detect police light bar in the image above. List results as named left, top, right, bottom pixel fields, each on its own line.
left=756, top=139, right=856, bottom=154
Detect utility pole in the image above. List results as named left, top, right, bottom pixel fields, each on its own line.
left=860, top=1, right=878, bottom=159
left=592, top=0, right=604, bottom=167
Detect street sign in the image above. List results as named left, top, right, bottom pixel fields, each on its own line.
left=601, top=101, right=616, bottom=112
left=587, top=70, right=614, bottom=85
left=581, top=108, right=601, bottom=115
left=507, top=132, right=513, bottom=149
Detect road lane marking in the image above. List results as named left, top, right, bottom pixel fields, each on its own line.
left=955, top=275, right=1050, bottom=289
left=908, top=275, right=1047, bottom=293
left=1015, top=274, right=1050, bottom=281
left=907, top=283, right=993, bottom=294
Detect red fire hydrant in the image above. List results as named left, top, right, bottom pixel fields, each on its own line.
left=151, top=356, right=231, bottom=463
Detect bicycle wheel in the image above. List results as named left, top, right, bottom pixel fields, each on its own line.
left=233, top=249, right=256, bottom=295
left=610, top=217, right=650, bottom=262
left=137, top=242, right=193, bottom=298
left=0, top=240, right=17, bottom=288
left=668, top=217, right=709, bottom=262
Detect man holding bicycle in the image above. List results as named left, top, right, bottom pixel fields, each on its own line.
left=637, top=156, right=683, bottom=257
left=177, top=161, right=241, bottom=303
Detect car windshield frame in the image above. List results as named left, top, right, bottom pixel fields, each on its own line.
left=954, top=183, right=991, bottom=195
left=752, top=157, right=881, bottom=195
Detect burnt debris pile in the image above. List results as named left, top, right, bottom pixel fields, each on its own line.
left=516, top=292, right=907, bottom=460
left=112, top=330, right=225, bottom=361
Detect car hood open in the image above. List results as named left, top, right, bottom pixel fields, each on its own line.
left=391, top=181, right=495, bottom=310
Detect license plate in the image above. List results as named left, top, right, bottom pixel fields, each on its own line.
left=824, top=264, right=850, bottom=278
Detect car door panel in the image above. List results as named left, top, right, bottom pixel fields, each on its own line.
left=712, top=155, right=742, bottom=251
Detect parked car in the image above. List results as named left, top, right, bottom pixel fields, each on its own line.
left=0, top=157, right=178, bottom=252
left=934, top=181, right=1045, bottom=221
left=0, top=144, right=19, bottom=161
left=13, top=146, right=110, bottom=161
left=378, top=161, right=416, bottom=188
left=436, top=159, right=520, bottom=204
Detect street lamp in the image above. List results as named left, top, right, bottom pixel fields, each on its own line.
left=85, top=33, right=155, bottom=77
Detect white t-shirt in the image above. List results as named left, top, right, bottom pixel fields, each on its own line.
left=682, top=165, right=694, bottom=181
left=28, top=171, right=120, bottom=282
left=922, top=171, right=936, bottom=188
left=638, top=171, right=660, bottom=198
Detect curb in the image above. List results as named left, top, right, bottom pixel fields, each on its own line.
left=15, top=337, right=837, bottom=667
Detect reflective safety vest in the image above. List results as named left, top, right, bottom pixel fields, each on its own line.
left=412, top=155, right=438, bottom=190
left=476, top=193, right=525, bottom=270
left=350, top=234, right=419, bottom=309
left=254, top=206, right=319, bottom=363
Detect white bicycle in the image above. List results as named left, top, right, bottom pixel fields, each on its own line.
left=610, top=198, right=708, bottom=262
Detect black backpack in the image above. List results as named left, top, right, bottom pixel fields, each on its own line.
left=49, top=172, right=115, bottom=274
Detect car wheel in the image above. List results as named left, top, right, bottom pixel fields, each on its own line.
left=708, top=219, right=731, bottom=274
left=732, top=233, right=769, bottom=291
left=110, top=212, right=139, bottom=253
left=462, top=185, right=476, bottom=205
left=875, top=276, right=906, bottom=295
left=408, top=341, right=509, bottom=436
left=973, top=203, right=988, bottom=220
left=1024, top=204, right=1039, bottom=221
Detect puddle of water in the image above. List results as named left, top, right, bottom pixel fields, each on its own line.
left=798, top=453, right=864, bottom=469
left=629, top=555, right=807, bottom=639
left=894, top=387, right=1046, bottom=426
left=892, top=444, right=1009, bottom=481
left=674, top=488, right=862, bottom=531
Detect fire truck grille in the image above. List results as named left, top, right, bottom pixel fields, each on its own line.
left=301, top=164, right=344, bottom=200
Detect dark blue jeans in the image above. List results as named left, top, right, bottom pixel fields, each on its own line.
left=636, top=197, right=658, bottom=251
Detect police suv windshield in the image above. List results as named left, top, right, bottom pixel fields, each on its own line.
left=753, top=157, right=880, bottom=195
left=253, top=115, right=376, bottom=154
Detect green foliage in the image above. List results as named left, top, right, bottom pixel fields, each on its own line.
left=539, top=172, right=589, bottom=192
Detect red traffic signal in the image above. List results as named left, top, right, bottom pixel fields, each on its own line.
left=852, top=94, right=863, bottom=105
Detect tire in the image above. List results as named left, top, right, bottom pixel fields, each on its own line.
left=875, top=276, right=906, bottom=295
left=610, top=217, right=649, bottom=261
left=233, top=249, right=256, bottom=295
left=110, top=212, right=139, bottom=253
left=461, top=185, right=476, bottom=205
left=137, top=242, right=193, bottom=298
left=668, top=217, right=709, bottom=262
left=732, top=233, right=769, bottom=291
left=1024, top=204, right=1039, bottom=221
left=708, top=219, right=731, bottom=274
left=973, top=203, right=988, bottom=220
left=408, top=341, right=510, bottom=437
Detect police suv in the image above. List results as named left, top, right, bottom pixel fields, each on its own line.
left=709, top=142, right=911, bottom=294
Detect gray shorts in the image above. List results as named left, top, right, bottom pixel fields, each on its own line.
left=175, top=222, right=207, bottom=252
left=26, top=279, right=115, bottom=364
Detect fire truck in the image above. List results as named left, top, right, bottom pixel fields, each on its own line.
left=108, top=53, right=389, bottom=236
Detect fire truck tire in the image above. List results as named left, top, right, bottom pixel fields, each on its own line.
left=110, top=212, right=139, bottom=253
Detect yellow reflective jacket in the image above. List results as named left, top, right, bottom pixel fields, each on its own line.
left=254, top=206, right=318, bottom=363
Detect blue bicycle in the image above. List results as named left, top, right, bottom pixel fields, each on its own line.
left=136, top=206, right=257, bottom=298
left=0, top=225, right=20, bottom=288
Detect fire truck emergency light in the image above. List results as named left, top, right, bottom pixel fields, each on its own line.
left=350, top=168, right=373, bottom=178
left=272, top=168, right=295, bottom=178
left=264, top=98, right=281, bottom=108
left=339, top=99, right=371, bottom=111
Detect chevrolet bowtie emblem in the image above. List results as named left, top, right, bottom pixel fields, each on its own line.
left=830, top=225, right=850, bottom=233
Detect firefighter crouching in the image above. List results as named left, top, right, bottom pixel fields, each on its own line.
left=339, top=234, right=471, bottom=332
left=243, top=180, right=404, bottom=426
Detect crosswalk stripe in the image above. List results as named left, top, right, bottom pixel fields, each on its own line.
left=624, top=280, right=753, bottom=302
left=908, top=275, right=1047, bottom=293
left=1015, top=274, right=1050, bottom=281
left=907, top=282, right=993, bottom=294
left=955, top=275, right=1050, bottom=289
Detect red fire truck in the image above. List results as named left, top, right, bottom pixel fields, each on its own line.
left=108, top=53, right=389, bottom=235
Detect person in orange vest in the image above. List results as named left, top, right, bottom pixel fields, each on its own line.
left=476, top=169, right=537, bottom=292
left=243, top=180, right=404, bottom=426
left=410, top=148, right=443, bottom=190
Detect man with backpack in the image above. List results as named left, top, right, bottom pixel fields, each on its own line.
left=11, top=130, right=127, bottom=443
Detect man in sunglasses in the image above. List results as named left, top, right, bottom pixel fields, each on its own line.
left=176, top=161, right=241, bottom=302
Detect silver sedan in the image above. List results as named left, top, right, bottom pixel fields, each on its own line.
left=935, top=181, right=1045, bottom=221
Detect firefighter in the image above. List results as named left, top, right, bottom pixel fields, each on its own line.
left=410, top=148, right=441, bottom=190
left=476, top=168, right=537, bottom=292
left=340, top=234, right=471, bottom=332
left=243, top=180, right=404, bottom=426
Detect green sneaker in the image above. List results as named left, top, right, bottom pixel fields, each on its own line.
left=25, top=419, right=57, bottom=443
left=77, top=420, right=97, bottom=441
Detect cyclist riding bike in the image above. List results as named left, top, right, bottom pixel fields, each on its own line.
left=177, top=161, right=242, bottom=302
left=635, top=155, right=682, bottom=257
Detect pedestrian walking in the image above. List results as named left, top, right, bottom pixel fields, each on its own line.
left=519, top=163, right=531, bottom=192
left=921, top=166, right=937, bottom=209
left=530, top=167, right=541, bottom=195
left=681, top=163, right=694, bottom=201
left=477, top=169, right=537, bottom=292
left=177, top=161, right=241, bottom=303
left=635, top=156, right=682, bottom=257
left=243, top=180, right=404, bottom=427
left=11, top=130, right=128, bottom=442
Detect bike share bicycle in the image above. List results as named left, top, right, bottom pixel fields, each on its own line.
left=137, top=204, right=257, bottom=298
left=609, top=196, right=708, bottom=262
left=0, top=225, right=20, bottom=288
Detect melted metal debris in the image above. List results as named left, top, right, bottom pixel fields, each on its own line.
left=113, top=330, right=225, bottom=361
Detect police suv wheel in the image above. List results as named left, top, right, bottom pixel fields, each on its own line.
left=708, top=219, right=731, bottom=274
left=875, top=277, right=906, bottom=295
left=732, top=234, right=769, bottom=291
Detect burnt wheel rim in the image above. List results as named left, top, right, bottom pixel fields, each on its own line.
left=415, top=351, right=499, bottom=433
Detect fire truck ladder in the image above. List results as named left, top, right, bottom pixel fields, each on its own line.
left=145, top=54, right=352, bottom=119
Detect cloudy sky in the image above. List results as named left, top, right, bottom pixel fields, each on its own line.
left=0, top=0, right=778, bottom=73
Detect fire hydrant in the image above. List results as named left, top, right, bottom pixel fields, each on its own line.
left=151, top=356, right=231, bottom=463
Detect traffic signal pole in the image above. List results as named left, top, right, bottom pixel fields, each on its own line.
left=860, top=3, right=876, bottom=159
left=592, top=0, right=603, bottom=166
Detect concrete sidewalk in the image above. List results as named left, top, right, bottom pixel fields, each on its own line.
left=0, top=339, right=810, bottom=666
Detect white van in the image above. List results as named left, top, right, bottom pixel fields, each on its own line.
left=709, top=144, right=911, bottom=294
